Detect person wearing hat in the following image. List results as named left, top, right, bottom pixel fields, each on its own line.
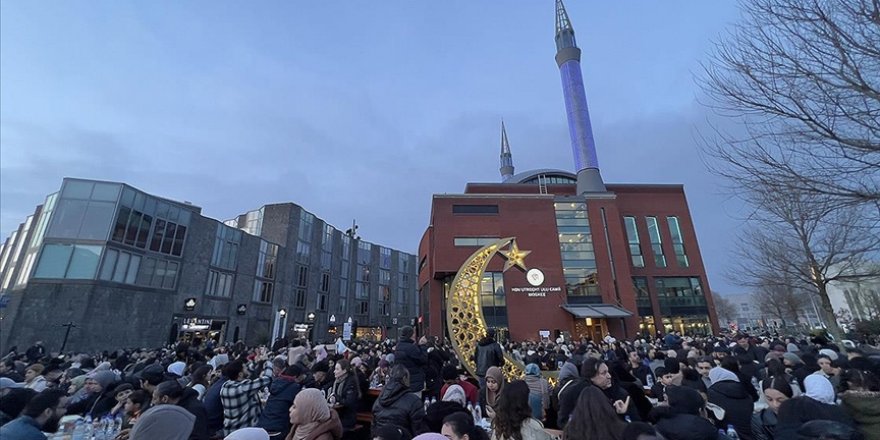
left=473, top=328, right=504, bottom=395
left=130, top=403, right=196, bottom=440
left=66, top=370, right=118, bottom=418
left=393, top=326, right=428, bottom=394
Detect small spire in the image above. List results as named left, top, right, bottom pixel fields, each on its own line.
left=555, top=0, right=577, bottom=51
left=500, top=120, right=515, bottom=181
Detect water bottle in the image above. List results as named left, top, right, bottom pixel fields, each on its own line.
left=467, top=403, right=474, bottom=414
left=473, top=403, right=482, bottom=424
left=71, top=420, right=86, bottom=440
left=646, top=374, right=654, bottom=388
left=424, top=397, right=430, bottom=411
left=726, top=424, right=740, bottom=440
left=114, top=415, right=124, bottom=435
left=430, top=397, right=437, bottom=405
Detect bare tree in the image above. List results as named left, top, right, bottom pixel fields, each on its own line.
left=713, top=292, right=739, bottom=328
left=751, top=282, right=810, bottom=329
left=731, top=189, right=880, bottom=340
left=700, top=0, right=880, bottom=213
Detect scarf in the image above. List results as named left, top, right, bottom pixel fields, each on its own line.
left=291, top=389, right=331, bottom=440
left=485, top=366, right=504, bottom=407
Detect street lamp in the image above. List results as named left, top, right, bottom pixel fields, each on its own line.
left=307, top=312, right=316, bottom=322
left=279, top=309, right=287, bottom=318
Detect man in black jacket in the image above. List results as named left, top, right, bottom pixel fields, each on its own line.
left=473, top=328, right=503, bottom=392
left=371, top=365, right=425, bottom=440
left=394, top=326, right=428, bottom=394
left=154, top=380, right=210, bottom=440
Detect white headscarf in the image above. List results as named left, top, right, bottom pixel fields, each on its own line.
left=224, top=428, right=270, bottom=440
left=708, top=367, right=739, bottom=385
left=442, top=384, right=467, bottom=407
left=804, top=375, right=835, bottom=404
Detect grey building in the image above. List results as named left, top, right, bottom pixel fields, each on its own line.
left=0, top=178, right=418, bottom=353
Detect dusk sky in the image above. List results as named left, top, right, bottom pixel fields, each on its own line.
left=1, top=2, right=748, bottom=294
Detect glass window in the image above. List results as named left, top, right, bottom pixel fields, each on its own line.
left=297, top=265, right=309, bottom=287
left=206, top=270, right=234, bottom=298
left=112, top=252, right=131, bottom=282
left=100, top=249, right=118, bottom=280
left=453, top=237, right=500, bottom=247
left=211, top=225, right=241, bottom=270
left=318, top=294, right=327, bottom=311
left=667, top=216, right=689, bottom=268
left=253, top=280, right=273, bottom=303
left=295, top=289, right=306, bottom=309
left=321, top=273, right=330, bottom=292
left=79, top=201, right=116, bottom=241
left=379, top=269, right=390, bottom=285
left=90, top=183, right=121, bottom=202
left=257, top=241, right=278, bottom=279
left=646, top=217, right=666, bottom=268
left=111, top=207, right=131, bottom=243
left=452, top=205, right=499, bottom=214
left=624, top=216, right=645, bottom=268
left=47, top=199, right=88, bottom=238
left=125, top=255, right=140, bottom=283
left=65, top=245, right=102, bottom=279
left=34, top=244, right=73, bottom=278
left=356, top=282, right=369, bottom=299
left=357, top=241, right=372, bottom=264
left=61, top=180, right=94, bottom=199
left=296, top=241, right=310, bottom=264
left=298, top=211, right=314, bottom=242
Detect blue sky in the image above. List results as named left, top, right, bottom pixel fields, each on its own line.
left=1, top=1, right=748, bottom=293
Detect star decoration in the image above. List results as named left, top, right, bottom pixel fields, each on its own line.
left=499, top=240, right=531, bottom=272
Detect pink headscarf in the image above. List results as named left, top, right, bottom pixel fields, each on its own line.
left=290, top=388, right=331, bottom=440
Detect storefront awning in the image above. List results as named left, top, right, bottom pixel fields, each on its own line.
left=562, top=304, right=633, bottom=318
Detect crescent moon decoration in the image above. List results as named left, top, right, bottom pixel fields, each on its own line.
left=446, top=237, right=558, bottom=385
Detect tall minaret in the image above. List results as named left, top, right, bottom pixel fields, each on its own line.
left=500, top=120, right=515, bottom=181
left=555, top=0, right=606, bottom=193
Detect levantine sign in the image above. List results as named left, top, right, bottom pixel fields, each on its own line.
left=510, top=286, right=562, bottom=297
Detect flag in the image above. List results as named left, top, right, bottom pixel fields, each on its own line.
left=336, top=338, right=349, bottom=355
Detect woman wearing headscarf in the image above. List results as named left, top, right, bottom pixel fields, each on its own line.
left=523, top=364, right=549, bottom=421
left=707, top=366, right=754, bottom=440
left=649, top=386, right=719, bottom=440
left=551, top=361, right=580, bottom=428
left=286, top=388, right=342, bottom=440
left=480, top=366, right=505, bottom=419
left=371, top=365, right=425, bottom=440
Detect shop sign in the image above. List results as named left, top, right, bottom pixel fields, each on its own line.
left=342, top=322, right=352, bottom=341
left=293, top=323, right=309, bottom=332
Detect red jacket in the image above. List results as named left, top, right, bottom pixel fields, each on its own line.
left=441, top=380, right=479, bottom=406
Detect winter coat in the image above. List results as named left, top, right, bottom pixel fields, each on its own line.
left=421, top=401, right=470, bottom=434
left=841, top=390, right=880, bottom=440
left=751, top=408, right=777, bottom=440
left=0, top=416, right=46, bottom=440
left=284, top=409, right=343, bottom=440
left=371, top=379, right=425, bottom=440
left=394, top=338, right=428, bottom=393
left=177, top=387, right=210, bottom=440
left=775, top=396, right=854, bottom=440
left=556, top=378, right=589, bottom=429
left=474, top=337, right=504, bottom=377
left=329, top=374, right=359, bottom=432
left=203, top=377, right=228, bottom=435
left=708, top=380, right=755, bottom=440
left=66, top=389, right=117, bottom=419
left=258, top=375, right=302, bottom=435
left=651, top=407, right=723, bottom=440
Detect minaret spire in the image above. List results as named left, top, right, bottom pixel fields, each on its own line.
left=554, top=0, right=606, bottom=193
left=500, top=120, right=515, bottom=181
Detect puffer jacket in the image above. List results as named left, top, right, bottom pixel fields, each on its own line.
left=371, top=379, right=425, bottom=440
left=708, top=380, right=755, bottom=440
left=258, top=375, right=302, bottom=435
left=841, top=390, right=880, bottom=440
left=394, top=338, right=428, bottom=393
left=329, top=374, right=359, bottom=432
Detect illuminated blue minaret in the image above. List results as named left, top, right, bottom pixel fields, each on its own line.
left=555, top=0, right=606, bottom=193
left=500, top=120, right=515, bottom=181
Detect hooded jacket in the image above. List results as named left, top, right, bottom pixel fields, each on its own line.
left=258, top=375, right=302, bottom=435
left=394, top=338, right=428, bottom=393
left=371, top=378, right=425, bottom=440
left=474, top=336, right=504, bottom=377
left=841, top=390, right=880, bottom=440
left=177, top=387, right=210, bottom=440
left=750, top=408, right=777, bottom=440
left=708, top=379, right=755, bottom=440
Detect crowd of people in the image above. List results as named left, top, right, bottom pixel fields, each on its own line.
left=0, top=327, right=878, bottom=440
